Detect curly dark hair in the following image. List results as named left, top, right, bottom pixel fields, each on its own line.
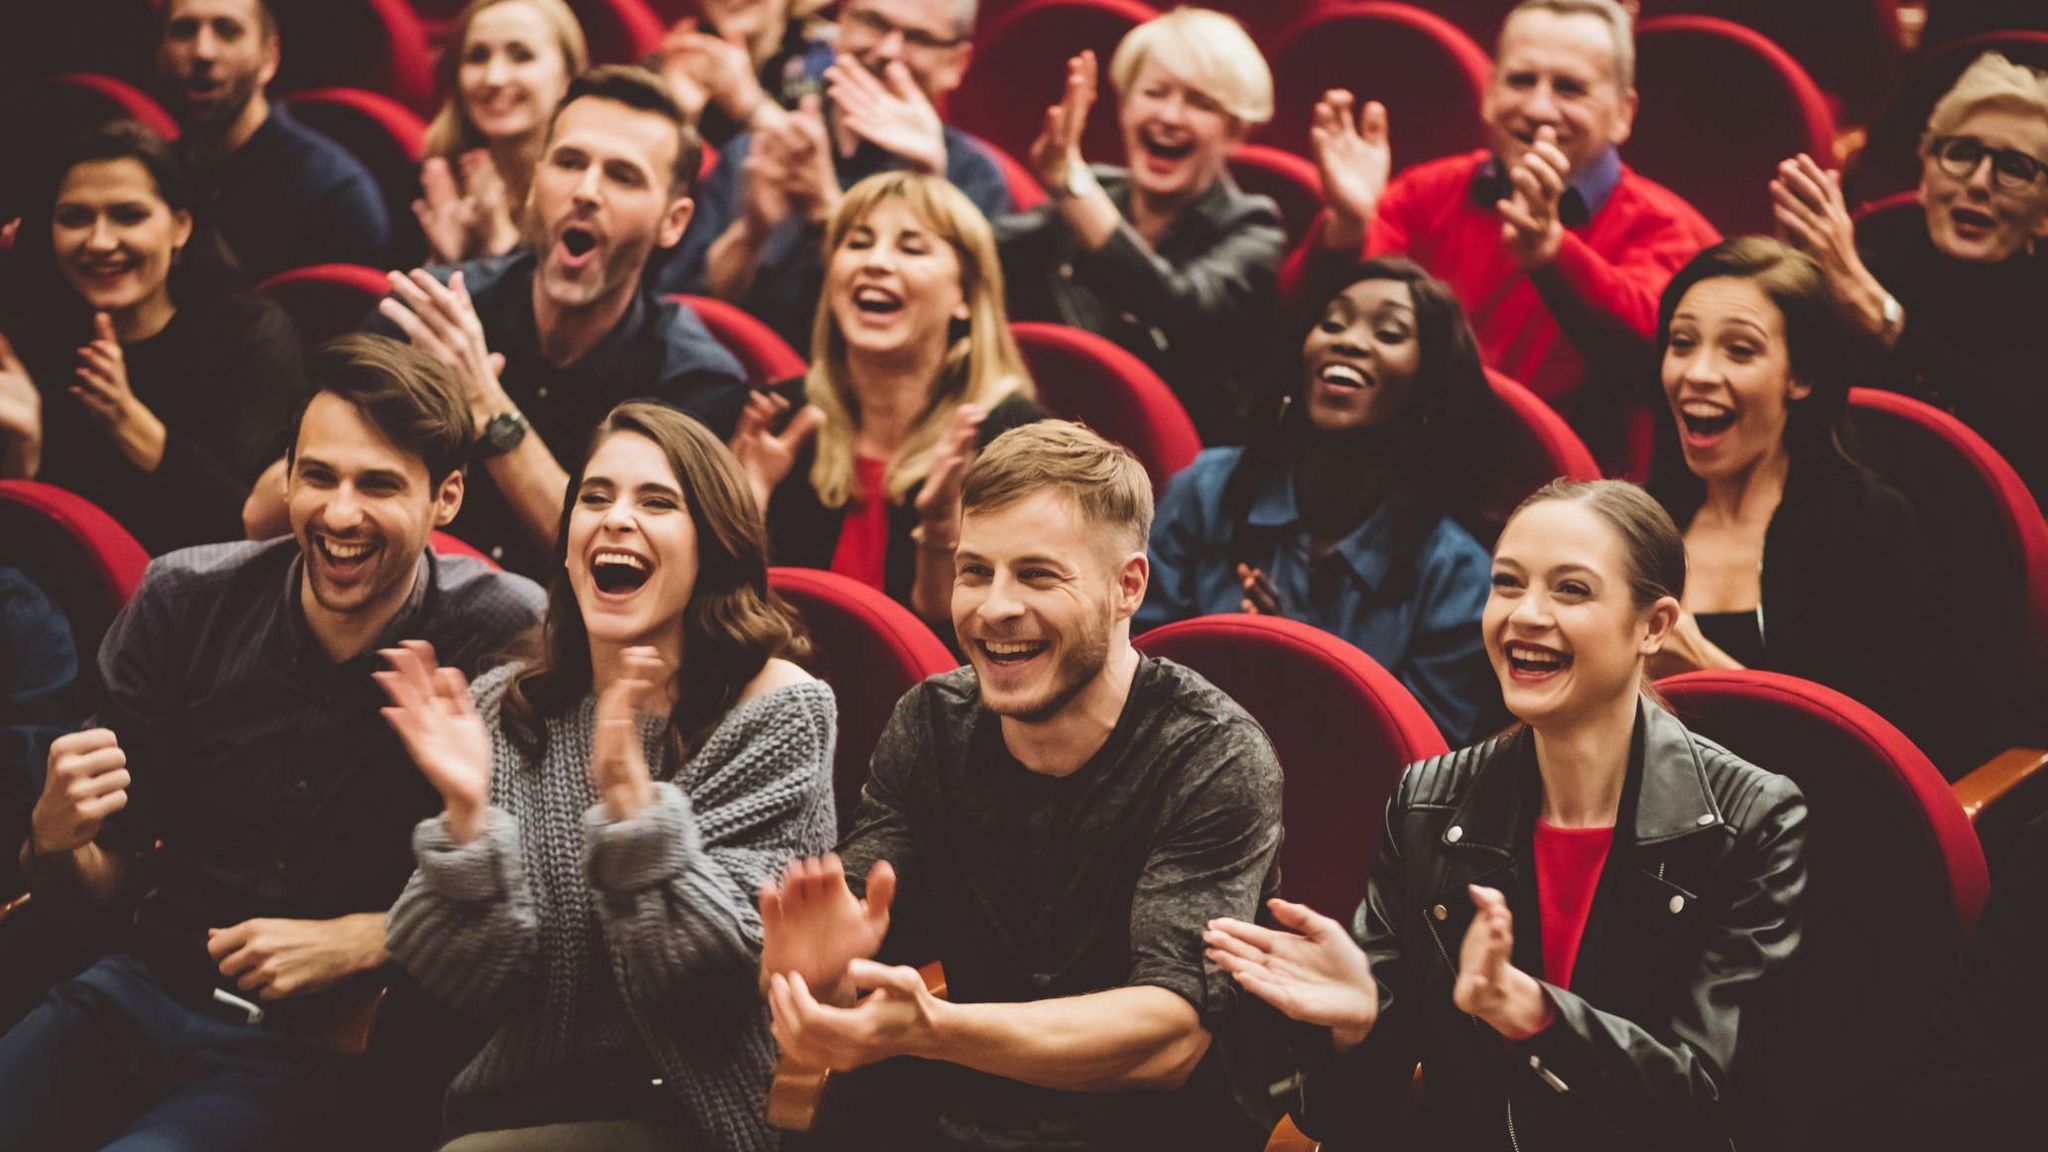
left=502, top=402, right=808, bottom=766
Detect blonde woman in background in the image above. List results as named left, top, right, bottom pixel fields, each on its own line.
left=728, top=171, right=1044, bottom=624
left=416, top=0, right=589, bottom=262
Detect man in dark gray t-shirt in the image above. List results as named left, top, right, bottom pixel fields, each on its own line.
left=759, top=423, right=1285, bottom=1152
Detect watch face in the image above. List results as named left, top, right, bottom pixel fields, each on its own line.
left=486, top=413, right=527, bottom=453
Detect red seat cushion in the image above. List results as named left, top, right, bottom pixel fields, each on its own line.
left=769, top=567, right=957, bottom=827
left=1627, top=16, right=1836, bottom=237
left=1261, top=3, right=1492, bottom=165
left=1010, top=322, right=1200, bottom=495
left=1135, top=614, right=1448, bottom=918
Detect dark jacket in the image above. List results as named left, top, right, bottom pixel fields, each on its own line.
left=1656, top=451, right=1977, bottom=775
left=1296, top=701, right=1808, bottom=1152
left=759, top=377, right=1046, bottom=609
left=998, top=167, right=1285, bottom=444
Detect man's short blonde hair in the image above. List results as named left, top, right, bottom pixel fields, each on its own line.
left=962, top=422, right=1154, bottom=554
left=1110, top=7, right=1273, bottom=127
left=1926, top=52, right=2048, bottom=144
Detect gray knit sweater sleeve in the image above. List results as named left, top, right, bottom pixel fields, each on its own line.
left=587, top=678, right=838, bottom=1014
left=386, top=664, right=539, bottom=1014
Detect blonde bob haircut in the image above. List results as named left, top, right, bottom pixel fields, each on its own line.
left=1110, top=8, right=1273, bottom=128
left=424, top=0, right=591, bottom=159
left=1924, top=52, right=2048, bottom=144
left=804, top=172, right=1035, bottom=510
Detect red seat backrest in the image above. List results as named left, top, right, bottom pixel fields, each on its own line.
left=257, top=263, right=392, bottom=349
left=1478, top=368, right=1600, bottom=540
left=1010, top=321, right=1201, bottom=495
left=1227, top=143, right=1322, bottom=248
left=768, top=567, right=957, bottom=829
left=569, top=0, right=668, bottom=65
left=1845, top=388, right=2048, bottom=756
left=0, top=481, right=151, bottom=690
left=431, top=530, right=501, bottom=569
left=271, top=0, right=436, bottom=115
left=1854, top=31, right=2048, bottom=204
left=1261, top=3, right=1492, bottom=164
left=45, top=72, right=180, bottom=140
left=1135, top=614, right=1448, bottom=918
left=992, top=147, right=1049, bottom=213
left=1636, top=0, right=1904, bottom=119
left=1627, top=16, right=1835, bottom=237
left=670, top=293, right=808, bottom=384
left=1657, top=669, right=1987, bottom=1132
left=951, top=0, right=1159, bottom=170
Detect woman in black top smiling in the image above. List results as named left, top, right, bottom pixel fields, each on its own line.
left=0, top=122, right=306, bottom=553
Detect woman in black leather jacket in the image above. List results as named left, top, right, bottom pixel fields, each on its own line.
left=1206, top=479, right=1808, bottom=1152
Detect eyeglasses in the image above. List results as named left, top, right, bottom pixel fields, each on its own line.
left=842, top=7, right=967, bottom=53
left=1928, top=135, right=2048, bottom=194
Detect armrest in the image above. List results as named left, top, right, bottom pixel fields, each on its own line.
left=1266, top=1115, right=1320, bottom=1152
left=0, top=889, right=30, bottom=929
left=1953, top=747, right=2048, bottom=823
left=766, top=961, right=947, bottom=1134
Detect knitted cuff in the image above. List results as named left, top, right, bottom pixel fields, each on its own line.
left=411, top=807, right=523, bottom=903
left=583, top=782, right=702, bottom=892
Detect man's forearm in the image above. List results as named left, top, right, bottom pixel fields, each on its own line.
left=483, top=438, right=570, bottom=553
left=20, top=838, right=129, bottom=905
left=921, top=985, right=1211, bottom=1093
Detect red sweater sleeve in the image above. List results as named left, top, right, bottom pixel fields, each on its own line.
left=1533, top=176, right=1721, bottom=344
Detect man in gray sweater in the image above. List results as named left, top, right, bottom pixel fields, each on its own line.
left=760, top=421, right=1286, bottom=1151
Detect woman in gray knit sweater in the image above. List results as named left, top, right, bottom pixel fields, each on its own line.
left=377, top=402, right=837, bottom=1151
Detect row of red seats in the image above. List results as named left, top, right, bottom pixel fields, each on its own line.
left=20, top=8, right=2048, bottom=241
left=0, top=475, right=2012, bottom=1142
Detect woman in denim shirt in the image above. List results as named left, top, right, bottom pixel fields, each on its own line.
left=1138, top=257, right=1500, bottom=741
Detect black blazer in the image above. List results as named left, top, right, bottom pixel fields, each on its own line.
left=1295, top=702, right=1808, bottom=1152
left=760, top=377, right=1047, bottom=610
left=1658, top=452, right=1976, bottom=774
left=997, top=167, right=1285, bottom=445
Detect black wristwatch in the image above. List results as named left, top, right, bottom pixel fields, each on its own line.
left=480, top=409, right=530, bottom=456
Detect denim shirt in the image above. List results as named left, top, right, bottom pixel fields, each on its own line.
left=1139, top=448, right=1496, bottom=742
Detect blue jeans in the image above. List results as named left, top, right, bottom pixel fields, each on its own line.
left=0, top=954, right=348, bottom=1152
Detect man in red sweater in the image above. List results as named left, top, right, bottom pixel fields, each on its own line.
left=1283, top=0, right=1718, bottom=469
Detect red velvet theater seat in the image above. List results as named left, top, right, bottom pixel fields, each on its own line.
left=1135, top=614, right=1448, bottom=919
left=1478, top=368, right=1601, bottom=541
left=1657, top=669, right=1988, bottom=1143
left=569, top=0, right=667, bottom=66
left=768, top=567, right=957, bottom=827
left=1228, top=143, right=1323, bottom=247
left=1010, top=322, right=1202, bottom=495
left=1854, top=30, right=2048, bottom=204
left=669, top=294, right=808, bottom=385
left=0, top=481, right=151, bottom=693
left=257, top=263, right=392, bottom=349
left=1260, top=3, right=1492, bottom=166
left=1627, top=15, right=1836, bottom=237
left=280, top=88, right=429, bottom=262
left=270, top=0, right=436, bottom=115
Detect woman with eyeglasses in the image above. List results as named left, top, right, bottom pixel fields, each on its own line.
left=1771, top=51, right=2048, bottom=502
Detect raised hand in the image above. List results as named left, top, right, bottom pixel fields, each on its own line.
left=413, top=156, right=480, bottom=264
left=769, top=956, right=937, bottom=1071
left=0, top=330, right=43, bottom=476
left=1206, top=898, right=1379, bottom=1051
left=729, top=389, right=825, bottom=512
left=30, top=729, right=131, bottom=856
left=458, top=149, right=522, bottom=257
left=1497, top=126, right=1569, bottom=269
left=910, top=402, right=985, bottom=545
left=759, top=854, right=897, bottom=1004
left=659, top=20, right=765, bottom=124
left=1311, top=91, right=1391, bottom=250
left=1236, top=563, right=1285, bottom=616
left=378, top=269, right=506, bottom=423
left=1026, top=50, right=1097, bottom=192
left=1770, top=153, right=1895, bottom=342
left=826, top=56, right=945, bottom=174
left=1452, top=884, right=1550, bottom=1040
left=591, top=645, right=668, bottom=821
left=780, top=93, right=841, bottom=225
left=376, top=639, right=492, bottom=843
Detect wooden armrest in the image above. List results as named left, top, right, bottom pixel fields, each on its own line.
left=1265, top=1115, right=1319, bottom=1152
left=766, top=961, right=947, bottom=1134
left=1954, top=747, right=2048, bottom=823
left=0, top=888, right=31, bottom=929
